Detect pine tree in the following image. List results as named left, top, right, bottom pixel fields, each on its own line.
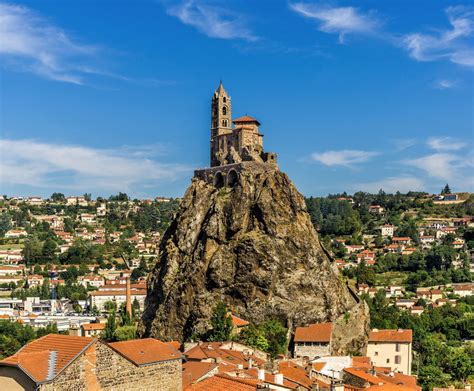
left=441, top=184, right=451, bottom=194
left=104, top=310, right=117, bottom=341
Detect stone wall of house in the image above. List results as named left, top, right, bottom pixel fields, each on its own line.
left=95, top=342, right=182, bottom=391
left=39, top=342, right=182, bottom=391
left=40, top=353, right=87, bottom=391
left=294, top=342, right=330, bottom=359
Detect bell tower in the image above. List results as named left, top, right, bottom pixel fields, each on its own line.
left=211, top=81, right=232, bottom=137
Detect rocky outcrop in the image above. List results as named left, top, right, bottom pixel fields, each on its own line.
left=141, top=166, right=369, bottom=353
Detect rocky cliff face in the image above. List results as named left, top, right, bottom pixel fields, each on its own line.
left=141, top=167, right=369, bottom=353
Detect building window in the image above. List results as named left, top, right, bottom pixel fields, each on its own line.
left=222, top=106, right=227, bottom=115
left=396, top=343, right=401, bottom=352
left=223, top=97, right=227, bottom=103
left=386, top=359, right=390, bottom=364
left=222, top=119, right=228, bottom=127
left=395, top=355, right=401, bottom=364
left=374, top=352, right=378, bottom=356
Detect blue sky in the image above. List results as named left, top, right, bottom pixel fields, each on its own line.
left=0, top=0, right=473, bottom=198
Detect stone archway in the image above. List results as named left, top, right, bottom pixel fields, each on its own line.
left=214, top=172, right=224, bottom=188
left=227, top=169, right=238, bottom=187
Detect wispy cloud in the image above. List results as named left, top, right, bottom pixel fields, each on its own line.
left=0, top=2, right=100, bottom=84
left=432, top=79, right=457, bottom=89
left=289, top=2, right=380, bottom=43
left=404, top=152, right=472, bottom=182
left=402, top=6, right=474, bottom=67
left=427, top=137, right=466, bottom=151
left=166, top=0, right=257, bottom=41
left=311, top=150, right=380, bottom=167
left=391, top=138, right=417, bottom=151
left=0, top=139, right=190, bottom=193
left=355, top=176, right=425, bottom=193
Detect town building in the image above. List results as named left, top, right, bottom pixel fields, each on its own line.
left=0, top=334, right=183, bottom=390
left=88, top=288, right=146, bottom=312
left=367, top=329, right=413, bottom=375
left=293, top=322, right=333, bottom=359
left=380, top=224, right=394, bottom=237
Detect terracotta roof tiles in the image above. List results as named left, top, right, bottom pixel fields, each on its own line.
left=369, top=329, right=413, bottom=343
left=0, top=334, right=95, bottom=383
left=185, top=373, right=259, bottom=390
left=294, top=322, right=333, bottom=343
left=108, top=338, right=182, bottom=366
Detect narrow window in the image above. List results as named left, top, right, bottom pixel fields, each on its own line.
left=395, top=355, right=401, bottom=364
left=223, top=97, right=227, bottom=103
left=396, top=343, right=401, bottom=352
left=222, top=106, right=227, bottom=115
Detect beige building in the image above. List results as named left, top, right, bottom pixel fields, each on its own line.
left=0, top=334, right=183, bottom=390
left=88, top=288, right=146, bottom=312
left=367, top=329, right=413, bottom=375
left=380, top=224, right=394, bottom=237
left=209, top=82, right=276, bottom=168
left=293, top=322, right=333, bottom=359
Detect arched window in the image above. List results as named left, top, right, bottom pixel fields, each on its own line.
left=214, top=172, right=224, bottom=188
left=222, top=106, right=227, bottom=115
left=223, top=97, right=227, bottom=103
left=222, top=119, right=228, bottom=127
left=227, top=170, right=238, bottom=187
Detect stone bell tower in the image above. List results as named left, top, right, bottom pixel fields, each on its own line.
left=210, top=82, right=232, bottom=166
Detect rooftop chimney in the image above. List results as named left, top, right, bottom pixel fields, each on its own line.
left=125, top=276, right=132, bottom=319
left=274, top=373, right=283, bottom=385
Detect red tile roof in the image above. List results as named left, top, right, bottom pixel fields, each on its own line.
left=108, top=338, right=182, bottom=366
left=81, top=323, right=105, bottom=331
left=0, top=334, right=95, bottom=383
left=182, top=361, right=218, bottom=388
left=369, top=329, right=413, bottom=343
left=294, top=322, right=333, bottom=343
left=344, top=367, right=382, bottom=385
left=185, top=342, right=265, bottom=368
left=185, top=374, right=259, bottom=390
left=278, top=361, right=315, bottom=389
left=231, top=314, right=250, bottom=327
left=232, top=115, right=260, bottom=125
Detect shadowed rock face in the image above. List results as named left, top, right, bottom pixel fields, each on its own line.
left=140, top=167, right=369, bottom=353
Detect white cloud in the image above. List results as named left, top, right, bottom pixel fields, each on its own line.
left=0, top=3, right=100, bottom=84
left=311, top=150, right=379, bottom=167
left=289, top=3, right=380, bottom=43
left=391, top=138, right=417, bottom=151
left=0, top=139, right=190, bottom=192
left=402, top=6, right=474, bottom=66
left=433, top=79, right=457, bottom=89
left=355, top=176, right=425, bottom=193
left=427, top=137, right=466, bottom=151
left=404, top=153, right=469, bottom=181
left=166, top=0, right=257, bottom=41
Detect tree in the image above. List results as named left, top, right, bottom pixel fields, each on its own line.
left=103, top=310, right=117, bottom=341
left=114, top=325, right=137, bottom=341
left=208, top=302, right=233, bottom=342
left=22, top=236, right=43, bottom=265
left=0, top=212, right=12, bottom=237
left=259, top=320, right=287, bottom=358
left=441, top=184, right=451, bottom=195
left=42, top=238, right=57, bottom=262
left=50, top=193, right=65, bottom=202
left=239, top=324, right=269, bottom=352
